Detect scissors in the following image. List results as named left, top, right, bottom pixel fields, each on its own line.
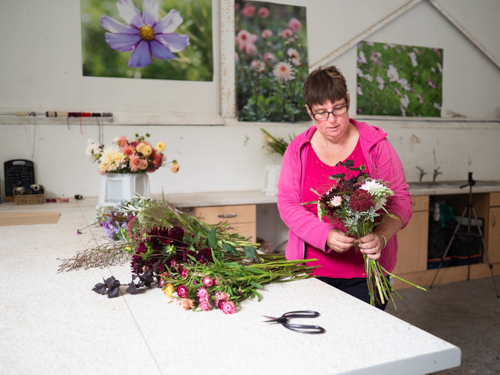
left=263, top=310, right=326, bottom=334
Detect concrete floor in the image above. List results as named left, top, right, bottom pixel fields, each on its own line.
left=386, top=275, right=500, bottom=374
left=0, top=197, right=497, bottom=374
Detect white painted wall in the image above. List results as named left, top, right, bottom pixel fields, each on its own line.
left=1, top=0, right=500, bottom=248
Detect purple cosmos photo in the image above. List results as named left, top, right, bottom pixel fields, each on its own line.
left=81, top=0, right=213, bottom=81
left=101, top=0, right=189, bottom=68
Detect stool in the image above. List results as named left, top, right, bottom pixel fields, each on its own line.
left=98, top=173, right=150, bottom=206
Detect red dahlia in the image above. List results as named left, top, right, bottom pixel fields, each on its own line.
left=350, top=189, right=375, bottom=212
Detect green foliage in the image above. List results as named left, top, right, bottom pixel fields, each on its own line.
left=356, top=41, right=443, bottom=117
left=81, top=0, right=213, bottom=81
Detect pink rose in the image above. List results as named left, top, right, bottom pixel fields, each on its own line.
left=258, top=7, right=269, bottom=18
left=198, top=299, right=211, bottom=311
left=202, top=276, right=213, bottom=288
left=221, top=301, right=236, bottom=315
left=176, top=284, right=188, bottom=298
left=197, top=287, right=210, bottom=299
left=280, top=29, right=293, bottom=38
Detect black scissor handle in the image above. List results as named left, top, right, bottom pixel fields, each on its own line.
left=282, top=310, right=320, bottom=319
left=284, top=323, right=326, bottom=334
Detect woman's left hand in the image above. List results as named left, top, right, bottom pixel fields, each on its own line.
left=356, top=233, right=384, bottom=261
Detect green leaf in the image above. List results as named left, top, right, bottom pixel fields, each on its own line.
left=243, top=246, right=257, bottom=258
left=250, top=280, right=263, bottom=289
left=207, top=229, right=217, bottom=249
left=187, top=254, right=197, bottom=262
left=242, top=266, right=266, bottom=275
left=222, top=242, right=239, bottom=255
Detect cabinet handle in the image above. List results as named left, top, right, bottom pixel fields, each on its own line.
left=493, top=212, right=496, bottom=227
left=218, top=214, right=237, bottom=218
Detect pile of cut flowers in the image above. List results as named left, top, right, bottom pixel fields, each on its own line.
left=60, top=195, right=316, bottom=314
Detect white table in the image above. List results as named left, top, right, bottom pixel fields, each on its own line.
left=0, top=198, right=460, bottom=375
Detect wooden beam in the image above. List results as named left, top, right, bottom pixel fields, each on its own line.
left=310, top=0, right=423, bottom=70
left=428, top=0, right=500, bottom=70
left=220, top=0, right=236, bottom=118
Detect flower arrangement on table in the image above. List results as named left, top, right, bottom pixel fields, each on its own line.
left=307, top=160, right=425, bottom=308
left=62, top=195, right=317, bottom=314
left=85, top=133, right=179, bottom=174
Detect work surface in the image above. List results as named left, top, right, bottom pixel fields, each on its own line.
left=0, top=198, right=460, bottom=375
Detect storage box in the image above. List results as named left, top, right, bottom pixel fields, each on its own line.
left=428, top=257, right=452, bottom=269
left=13, top=185, right=45, bottom=205
left=450, top=254, right=483, bottom=266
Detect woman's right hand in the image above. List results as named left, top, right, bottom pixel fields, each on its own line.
left=326, top=228, right=355, bottom=253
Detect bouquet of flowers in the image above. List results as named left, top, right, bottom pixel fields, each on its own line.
left=85, top=133, right=179, bottom=174
left=61, top=195, right=317, bottom=314
left=309, top=160, right=425, bottom=308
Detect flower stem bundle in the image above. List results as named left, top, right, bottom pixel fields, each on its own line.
left=60, top=194, right=318, bottom=314
left=307, top=160, right=425, bottom=309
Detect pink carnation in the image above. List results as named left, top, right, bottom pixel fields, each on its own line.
left=221, top=301, right=236, bottom=315
left=179, top=298, right=194, bottom=311
left=176, top=284, right=188, bottom=298
left=202, top=276, right=213, bottom=288
left=199, top=299, right=211, bottom=311
left=197, top=287, right=210, bottom=299
left=215, top=291, right=230, bottom=305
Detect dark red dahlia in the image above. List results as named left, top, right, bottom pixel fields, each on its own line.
left=168, top=226, right=185, bottom=242
left=196, top=248, right=213, bottom=264
left=350, top=189, right=375, bottom=212
left=147, top=227, right=171, bottom=245
left=130, top=243, right=152, bottom=274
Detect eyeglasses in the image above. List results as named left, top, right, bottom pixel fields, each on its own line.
left=311, top=106, right=348, bottom=121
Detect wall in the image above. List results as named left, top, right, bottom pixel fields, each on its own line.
left=1, top=0, right=500, bottom=247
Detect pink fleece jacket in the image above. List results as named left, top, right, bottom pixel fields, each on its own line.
left=277, top=119, right=413, bottom=273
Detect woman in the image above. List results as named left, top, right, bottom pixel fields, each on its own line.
left=277, top=66, right=412, bottom=310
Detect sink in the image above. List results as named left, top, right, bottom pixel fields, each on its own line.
left=409, top=182, right=457, bottom=189
left=409, top=180, right=500, bottom=189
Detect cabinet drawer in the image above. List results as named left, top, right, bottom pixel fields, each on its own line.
left=194, top=205, right=256, bottom=225
left=227, top=222, right=257, bottom=241
left=488, top=207, right=500, bottom=263
left=490, top=192, right=500, bottom=207
left=393, top=210, right=429, bottom=274
left=412, top=195, right=429, bottom=212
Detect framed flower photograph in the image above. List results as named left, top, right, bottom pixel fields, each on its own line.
left=356, top=41, right=443, bottom=117
left=80, top=0, right=213, bottom=81
left=234, top=0, right=309, bottom=122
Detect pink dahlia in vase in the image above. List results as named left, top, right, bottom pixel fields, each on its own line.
left=85, top=133, right=178, bottom=175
